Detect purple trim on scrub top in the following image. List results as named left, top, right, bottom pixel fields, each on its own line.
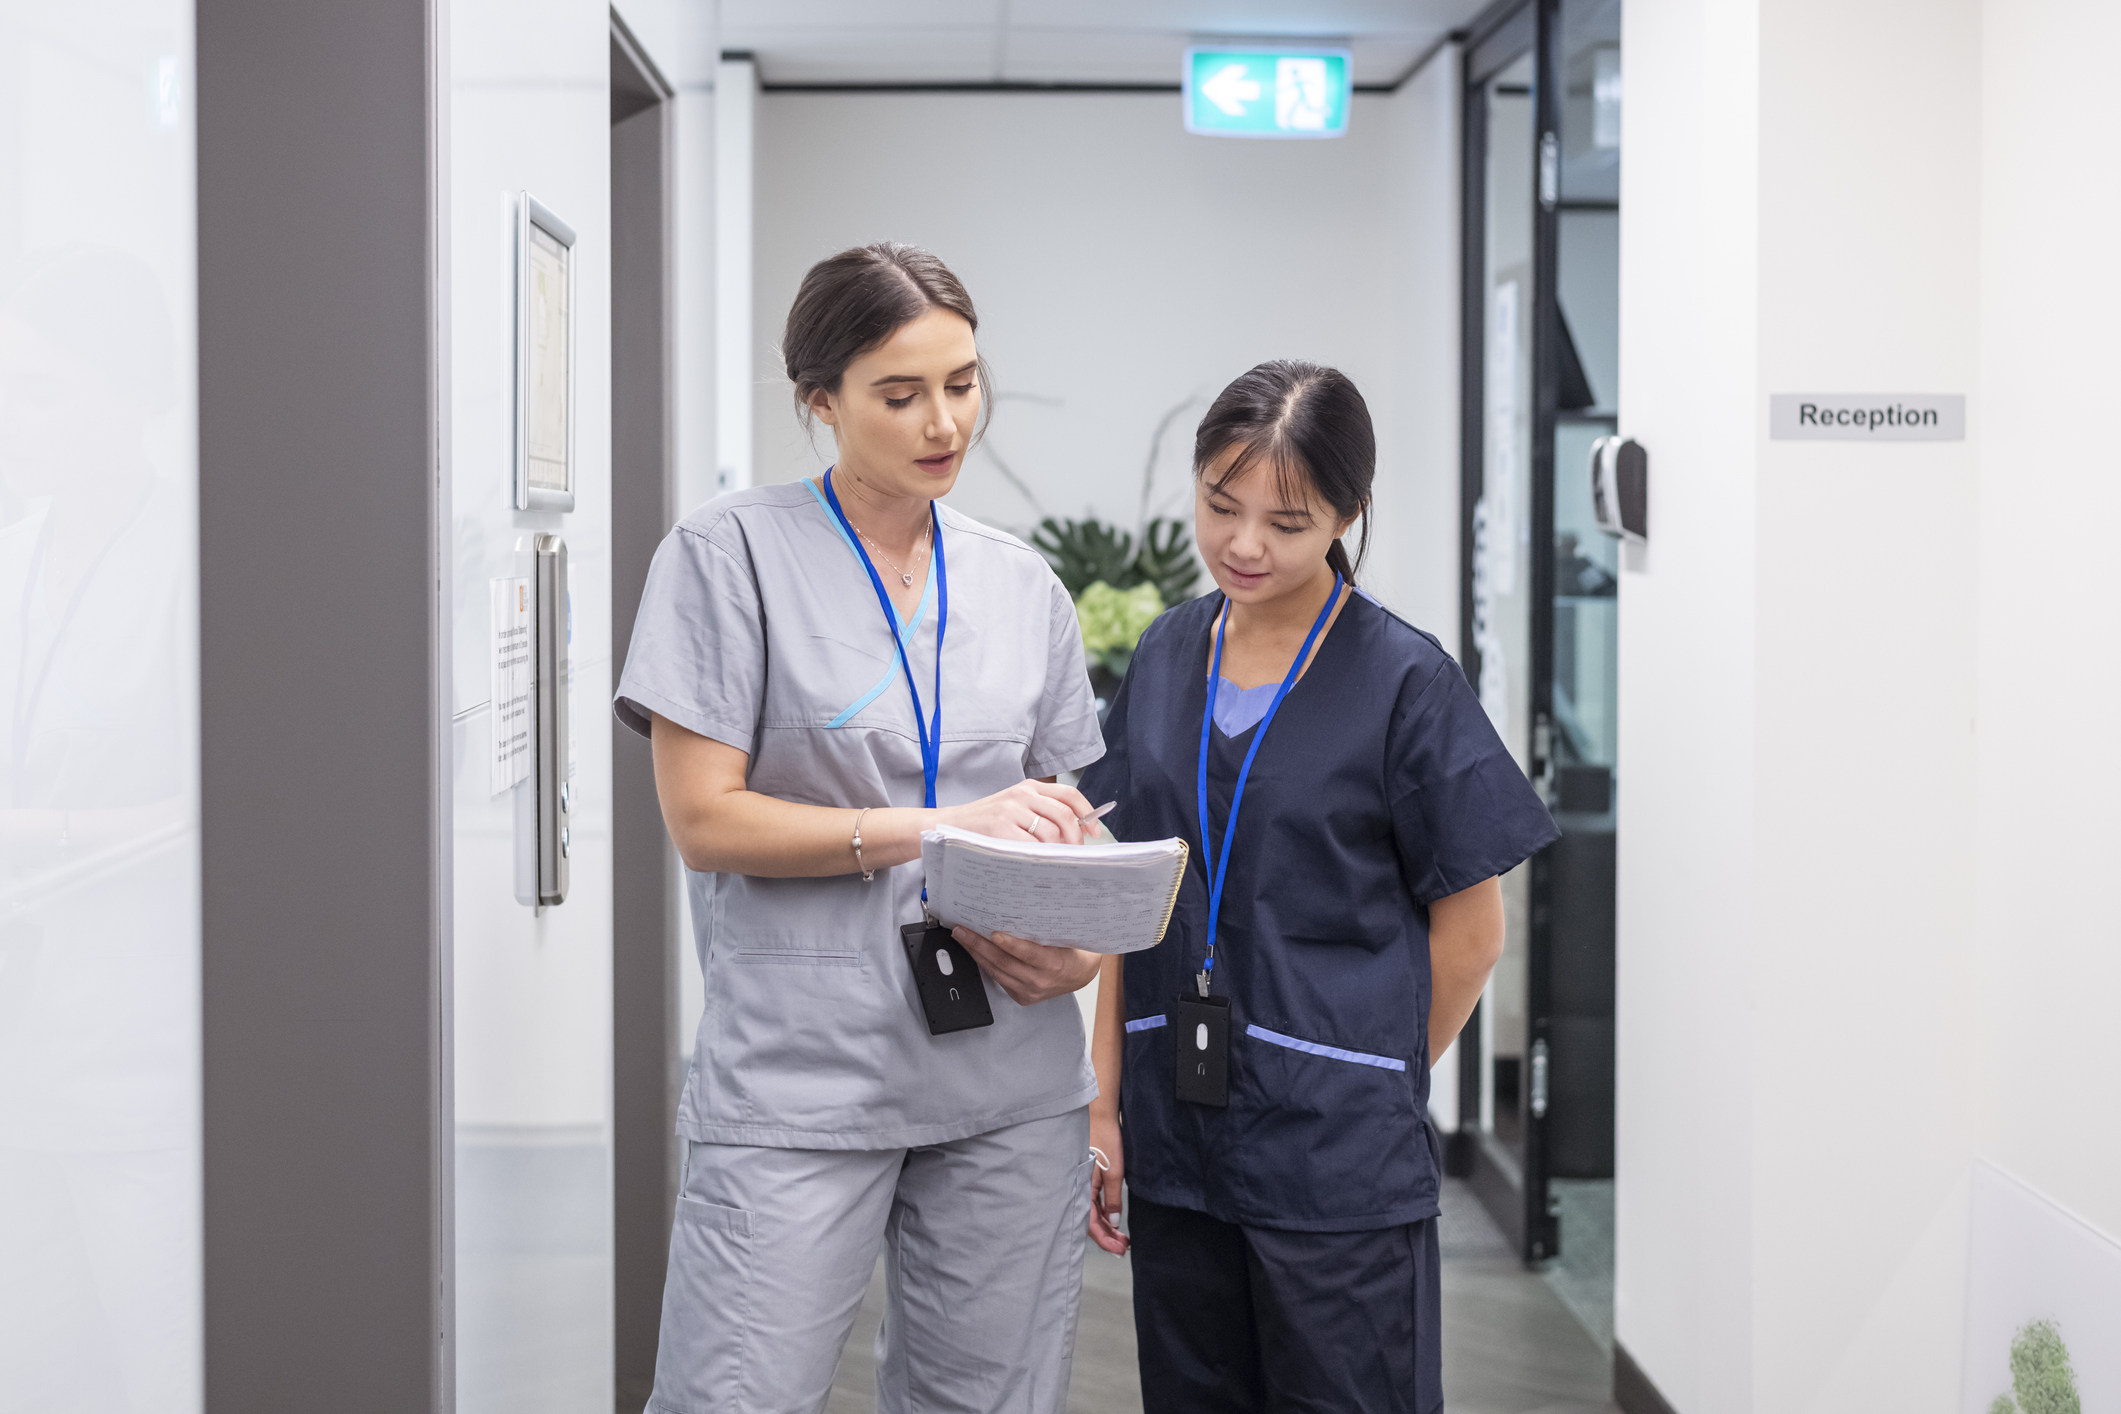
left=1244, top=1023, right=1408, bottom=1072
left=1208, top=588, right=1381, bottom=737
left=1210, top=678, right=1279, bottom=737
left=1124, top=1015, right=1168, bottom=1034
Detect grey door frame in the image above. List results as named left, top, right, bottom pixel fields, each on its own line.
left=609, top=10, right=679, bottom=1408
left=197, top=0, right=452, bottom=1409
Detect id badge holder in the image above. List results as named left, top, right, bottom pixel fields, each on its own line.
left=901, top=921, right=994, bottom=1036
left=1173, top=993, right=1231, bottom=1107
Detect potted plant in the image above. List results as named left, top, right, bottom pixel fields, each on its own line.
left=1033, top=516, right=1202, bottom=709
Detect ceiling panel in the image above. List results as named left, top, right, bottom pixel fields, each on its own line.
left=997, top=27, right=1440, bottom=86
left=1347, top=35, right=1435, bottom=83
left=726, top=0, right=1487, bottom=87
left=997, top=30, right=1194, bottom=86
left=1006, top=0, right=1477, bottom=32
left=731, top=25, right=1003, bottom=84
left=723, top=1, right=999, bottom=28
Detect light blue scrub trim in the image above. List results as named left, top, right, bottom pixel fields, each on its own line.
left=1124, top=1015, right=1168, bottom=1034
left=1204, top=589, right=1384, bottom=736
left=1209, top=676, right=1280, bottom=737
left=802, top=476, right=939, bottom=728
left=1244, top=1023, right=1407, bottom=1072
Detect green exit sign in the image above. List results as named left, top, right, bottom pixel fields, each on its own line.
left=1184, top=46, right=1352, bottom=139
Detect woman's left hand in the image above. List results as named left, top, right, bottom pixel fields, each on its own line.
left=952, top=927, right=1101, bottom=1006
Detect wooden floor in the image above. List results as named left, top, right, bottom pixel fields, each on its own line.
left=823, top=1178, right=1618, bottom=1413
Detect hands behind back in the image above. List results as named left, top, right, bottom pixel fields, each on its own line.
left=1087, top=1107, right=1128, bottom=1255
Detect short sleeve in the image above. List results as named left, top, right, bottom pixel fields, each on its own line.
left=1023, top=573, right=1106, bottom=778
left=613, top=524, right=765, bottom=751
left=1387, top=659, right=1560, bottom=904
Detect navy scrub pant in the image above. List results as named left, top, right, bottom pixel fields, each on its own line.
left=1128, top=1194, right=1443, bottom=1414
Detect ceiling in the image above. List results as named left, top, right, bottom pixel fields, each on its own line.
left=720, top=1, right=1493, bottom=88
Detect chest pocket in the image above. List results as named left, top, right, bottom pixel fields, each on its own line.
left=730, top=944, right=861, bottom=969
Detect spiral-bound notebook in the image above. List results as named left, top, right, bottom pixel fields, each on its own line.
left=919, top=825, right=1188, bottom=955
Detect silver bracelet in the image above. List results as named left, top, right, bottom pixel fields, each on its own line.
left=853, top=807, right=876, bottom=882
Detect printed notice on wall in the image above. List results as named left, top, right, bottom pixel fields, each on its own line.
left=1769, top=393, right=1964, bottom=441
left=490, top=577, right=533, bottom=795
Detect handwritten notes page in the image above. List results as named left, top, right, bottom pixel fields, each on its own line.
left=919, top=825, right=1189, bottom=955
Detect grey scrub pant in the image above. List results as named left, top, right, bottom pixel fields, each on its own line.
left=647, top=1107, right=1093, bottom=1414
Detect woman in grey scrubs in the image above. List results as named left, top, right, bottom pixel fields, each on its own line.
left=615, top=243, right=1108, bottom=1414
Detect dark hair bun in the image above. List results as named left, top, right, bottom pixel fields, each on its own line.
left=782, top=242, right=987, bottom=436
left=1194, top=361, right=1375, bottom=584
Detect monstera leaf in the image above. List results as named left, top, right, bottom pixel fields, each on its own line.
left=1132, top=518, right=1202, bottom=606
left=1032, top=515, right=1201, bottom=605
left=1031, top=517, right=1136, bottom=597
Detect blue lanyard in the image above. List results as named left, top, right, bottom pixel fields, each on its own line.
left=820, top=468, right=947, bottom=808
left=1194, top=575, right=1341, bottom=995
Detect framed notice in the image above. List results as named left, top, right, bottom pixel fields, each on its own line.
left=515, top=193, right=577, bottom=511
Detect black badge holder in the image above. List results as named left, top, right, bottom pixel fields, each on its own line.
left=1173, top=993, right=1231, bottom=1107
left=902, top=920, right=994, bottom=1036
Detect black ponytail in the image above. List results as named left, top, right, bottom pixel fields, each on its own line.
left=1194, top=360, right=1374, bottom=585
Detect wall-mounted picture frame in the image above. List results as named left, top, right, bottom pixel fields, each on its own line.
left=514, top=192, right=577, bottom=512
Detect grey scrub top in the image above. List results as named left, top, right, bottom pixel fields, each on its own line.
left=615, top=480, right=1107, bottom=1150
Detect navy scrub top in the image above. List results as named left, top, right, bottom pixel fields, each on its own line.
left=1080, top=590, right=1559, bottom=1233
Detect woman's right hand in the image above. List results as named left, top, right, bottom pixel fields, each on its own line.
left=939, top=779, right=1095, bottom=845
left=1087, top=1106, right=1128, bottom=1255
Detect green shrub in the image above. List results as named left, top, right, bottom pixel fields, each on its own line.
left=1075, top=581, right=1164, bottom=678
left=1991, top=1319, right=2079, bottom=1414
left=2008, top=1319, right=2079, bottom=1414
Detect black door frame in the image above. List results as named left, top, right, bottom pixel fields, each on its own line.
left=1452, top=0, right=1566, bottom=1265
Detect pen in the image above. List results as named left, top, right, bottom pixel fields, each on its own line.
left=1079, top=800, right=1117, bottom=827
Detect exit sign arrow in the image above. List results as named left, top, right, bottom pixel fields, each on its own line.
left=1200, top=62, right=1262, bottom=116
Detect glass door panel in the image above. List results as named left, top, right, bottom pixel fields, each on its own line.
left=1545, top=0, right=1622, bottom=1193
left=1457, top=0, right=1622, bottom=1267
left=1, top=9, right=203, bottom=1410
left=1477, top=50, right=1538, bottom=1154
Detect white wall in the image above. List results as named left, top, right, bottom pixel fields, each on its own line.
left=1750, top=1, right=1982, bottom=1402
left=446, top=1, right=713, bottom=1406
left=448, top=3, right=617, bottom=1404
left=716, top=56, right=755, bottom=495
left=749, top=84, right=1460, bottom=633
left=1616, top=0, right=2121, bottom=1405
left=1973, top=0, right=2121, bottom=1357
left=1379, top=53, right=1466, bottom=1123
left=1379, top=47, right=1464, bottom=657
left=450, top=0, right=615, bottom=1141
left=1612, top=2, right=1762, bottom=1397
left=0, top=6, right=201, bottom=1410
left=618, top=0, right=722, bottom=520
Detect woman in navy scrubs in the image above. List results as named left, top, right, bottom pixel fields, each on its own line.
left=1080, top=361, right=1558, bottom=1412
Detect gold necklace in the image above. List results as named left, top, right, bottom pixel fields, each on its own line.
left=853, top=522, right=930, bottom=587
